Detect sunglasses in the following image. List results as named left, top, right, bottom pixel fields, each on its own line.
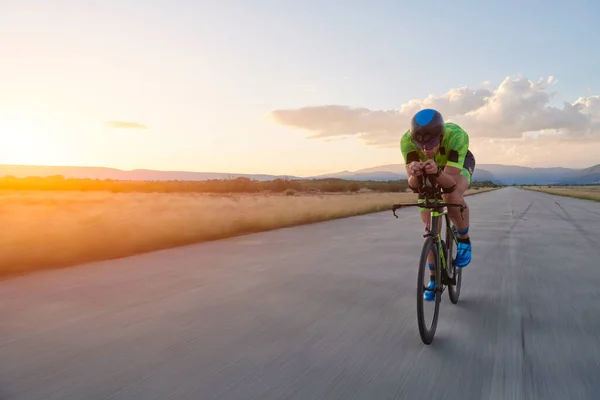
left=415, top=137, right=440, bottom=150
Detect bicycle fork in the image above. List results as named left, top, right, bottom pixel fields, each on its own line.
left=423, top=231, right=456, bottom=290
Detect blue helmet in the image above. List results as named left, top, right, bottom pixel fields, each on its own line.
left=410, top=109, right=445, bottom=148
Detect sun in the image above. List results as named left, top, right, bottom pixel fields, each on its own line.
left=0, top=118, right=65, bottom=165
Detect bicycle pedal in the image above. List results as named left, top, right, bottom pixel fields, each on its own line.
left=441, top=273, right=456, bottom=286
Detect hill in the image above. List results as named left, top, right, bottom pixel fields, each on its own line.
left=471, top=169, right=497, bottom=183
left=475, top=164, right=576, bottom=185
left=0, top=164, right=301, bottom=182
left=313, top=165, right=500, bottom=183
left=556, top=164, right=600, bottom=185
left=0, top=164, right=497, bottom=183
left=1, top=162, right=598, bottom=185
left=325, top=163, right=600, bottom=185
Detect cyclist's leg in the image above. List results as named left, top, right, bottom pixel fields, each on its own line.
left=442, top=151, right=475, bottom=267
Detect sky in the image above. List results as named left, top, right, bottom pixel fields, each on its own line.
left=1, top=0, right=600, bottom=177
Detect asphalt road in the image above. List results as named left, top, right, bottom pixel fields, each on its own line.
left=1, top=187, right=600, bottom=400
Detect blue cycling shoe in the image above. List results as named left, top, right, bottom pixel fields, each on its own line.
left=424, top=280, right=435, bottom=302
left=452, top=224, right=472, bottom=268
left=455, top=239, right=471, bottom=267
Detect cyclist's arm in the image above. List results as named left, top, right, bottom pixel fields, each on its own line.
left=436, top=124, right=469, bottom=189
left=436, top=165, right=461, bottom=189
left=400, top=131, right=423, bottom=191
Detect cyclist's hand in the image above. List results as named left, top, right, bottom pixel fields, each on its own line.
left=423, top=159, right=438, bottom=175
left=409, top=161, right=423, bottom=176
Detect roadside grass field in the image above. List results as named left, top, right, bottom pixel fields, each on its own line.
left=0, top=187, right=497, bottom=278
left=521, top=185, right=600, bottom=202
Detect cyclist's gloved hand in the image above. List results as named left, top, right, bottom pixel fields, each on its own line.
left=423, top=159, right=438, bottom=175
left=409, top=161, right=424, bottom=176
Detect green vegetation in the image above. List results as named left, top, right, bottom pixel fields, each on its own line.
left=521, top=185, right=600, bottom=202
left=0, top=187, right=498, bottom=278
left=0, top=175, right=501, bottom=194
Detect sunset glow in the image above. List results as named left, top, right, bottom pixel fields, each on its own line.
left=2, top=1, right=599, bottom=174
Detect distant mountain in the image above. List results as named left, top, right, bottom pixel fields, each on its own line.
left=349, top=164, right=406, bottom=175
left=475, top=164, right=576, bottom=185
left=0, top=164, right=302, bottom=182
left=310, top=169, right=405, bottom=181
left=556, top=164, right=600, bottom=185
left=328, top=163, right=600, bottom=185
left=1, top=162, right=599, bottom=185
left=0, top=163, right=499, bottom=184
left=471, top=168, right=497, bottom=183
left=335, top=171, right=404, bottom=181
left=313, top=165, right=500, bottom=183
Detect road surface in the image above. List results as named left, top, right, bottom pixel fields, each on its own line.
left=1, top=187, right=599, bottom=399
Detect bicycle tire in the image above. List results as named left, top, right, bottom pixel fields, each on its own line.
left=447, top=223, right=462, bottom=304
left=416, top=236, right=440, bottom=345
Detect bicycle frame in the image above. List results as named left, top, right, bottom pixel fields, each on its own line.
left=428, top=204, right=453, bottom=274
left=392, top=174, right=466, bottom=282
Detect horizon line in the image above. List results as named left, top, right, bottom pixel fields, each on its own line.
left=0, top=161, right=595, bottom=178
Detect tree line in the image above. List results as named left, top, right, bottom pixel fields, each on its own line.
left=0, top=175, right=501, bottom=194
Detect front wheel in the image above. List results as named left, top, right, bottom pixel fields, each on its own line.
left=446, top=224, right=462, bottom=304
left=416, top=236, right=440, bottom=345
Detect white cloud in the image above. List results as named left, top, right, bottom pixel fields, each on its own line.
left=300, top=84, right=319, bottom=93
left=106, top=121, right=148, bottom=130
left=452, top=77, right=595, bottom=140
left=269, top=76, right=600, bottom=148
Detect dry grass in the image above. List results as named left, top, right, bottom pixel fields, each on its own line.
left=0, top=187, right=497, bottom=278
left=522, top=185, right=600, bottom=202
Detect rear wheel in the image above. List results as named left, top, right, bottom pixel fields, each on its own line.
left=416, top=236, right=440, bottom=345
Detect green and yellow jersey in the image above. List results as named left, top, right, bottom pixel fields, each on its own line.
left=400, top=122, right=473, bottom=183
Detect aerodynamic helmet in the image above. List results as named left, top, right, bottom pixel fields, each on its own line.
left=410, top=108, right=445, bottom=149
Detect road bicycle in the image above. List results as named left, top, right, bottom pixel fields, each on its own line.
left=392, top=173, right=467, bottom=345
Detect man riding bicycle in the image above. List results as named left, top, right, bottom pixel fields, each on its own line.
left=400, top=108, right=474, bottom=301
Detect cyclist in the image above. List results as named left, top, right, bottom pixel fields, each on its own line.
left=400, top=108, right=475, bottom=301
